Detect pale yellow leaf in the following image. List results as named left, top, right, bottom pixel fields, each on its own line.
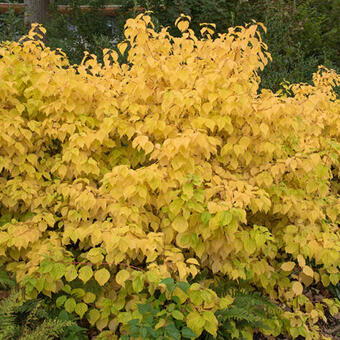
left=292, top=281, right=303, bottom=296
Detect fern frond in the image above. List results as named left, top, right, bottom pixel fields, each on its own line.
left=232, top=291, right=278, bottom=314
left=22, top=319, right=74, bottom=340
left=0, top=270, right=15, bottom=289
left=0, top=290, right=22, bottom=340
left=203, top=278, right=282, bottom=340
left=0, top=290, right=77, bottom=340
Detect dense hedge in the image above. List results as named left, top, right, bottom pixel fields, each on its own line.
left=0, top=14, right=340, bottom=339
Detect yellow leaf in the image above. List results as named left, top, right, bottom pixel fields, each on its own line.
left=299, top=272, right=313, bottom=287
left=173, top=287, right=188, bottom=304
left=78, top=266, right=93, bottom=284
left=183, top=183, right=194, bottom=199
left=177, top=20, right=190, bottom=32
left=321, top=274, right=330, bottom=287
left=281, top=262, right=296, bottom=272
left=64, top=298, right=76, bottom=313
left=203, top=311, right=218, bottom=337
left=302, top=265, right=314, bottom=278
left=260, top=123, right=269, bottom=137
left=187, top=311, right=205, bottom=337
left=310, top=310, right=318, bottom=321
left=155, top=318, right=166, bottom=329
left=329, top=273, right=339, bottom=286
left=292, top=281, right=303, bottom=296
left=87, top=248, right=104, bottom=264
left=297, top=255, right=305, bottom=268
left=132, top=274, right=144, bottom=293
left=83, top=292, right=96, bottom=304
left=88, top=309, right=101, bottom=326
left=65, top=265, right=78, bottom=282
left=244, top=237, right=256, bottom=255
left=172, top=216, right=189, bottom=233
left=118, top=41, right=128, bottom=55
left=186, top=258, right=200, bottom=266
left=94, top=268, right=110, bottom=286
left=75, top=303, right=88, bottom=318
left=116, top=269, right=130, bottom=287
left=172, top=310, right=184, bottom=320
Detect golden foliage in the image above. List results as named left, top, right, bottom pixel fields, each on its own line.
left=0, top=16, right=340, bottom=339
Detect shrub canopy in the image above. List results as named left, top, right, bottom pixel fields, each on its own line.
left=0, top=14, right=339, bottom=339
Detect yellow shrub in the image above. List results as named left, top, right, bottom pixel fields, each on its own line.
left=0, top=14, right=339, bottom=339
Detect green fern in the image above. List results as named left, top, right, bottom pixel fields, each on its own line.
left=0, top=290, right=22, bottom=340
left=0, top=269, right=15, bottom=289
left=0, top=290, right=75, bottom=340
left=21, top=319, right=75, bottom=340
left=199, top=279, right=281, bottom=340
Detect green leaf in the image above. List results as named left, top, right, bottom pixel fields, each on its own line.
left=78, top=266, right=93, bottom=284
left=221, top=211, right=232, bottom=225
left=156, top=309, right=167, bottom=317
left=83, top=292, right=96, bottom=304
left=171, top=295, right=181, bottom=304
left=39, top=260, right=53, bottom=274
left=56, top=295, right=67, bottom=308
left=132, top=274, right=145, bottom=293
left=138, top=303, right=153, bottom=314
left=65, top=265, right=78, bottom=282
left=183, top=183, right=194, bottom=199
left=71, top=288, right=85, bottom=298
left=88, top=308, right=101, bottom=326
left=140, top=328, right=148, bottom=338
left=201, top=212, right=211, bottom=224
left=50, top=263, right=66, bottom=280
left=64, top=298, right=77, bottom=313
left=165, top=323, right=181, bottom=340
left=159, top=293, right=166, bottom=303
left=94, top=268, right=110, bottom=286
left=171, top=310, right=184, bottom=320
left=160, top=278, right=175, bottom=293
left=62, top=284, right=72, bottom=294
left=130, top=325, right=139, bottom=337
left=182, top=327, right=196, bottom=339
left=176, top=281, right=190, bottom=294
left=128, top=319, right=140, bottom=326
left=147, top=326, right=158, bottom=338
left=75, top=302, right=88, bottom=318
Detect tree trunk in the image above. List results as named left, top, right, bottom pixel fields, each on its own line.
left=24, top=0, right=51, bottom=27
